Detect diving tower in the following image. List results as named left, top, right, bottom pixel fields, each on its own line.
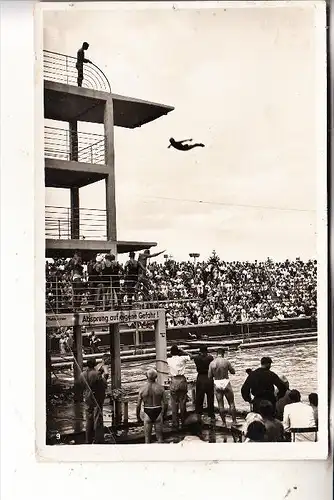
left=44, top=49, right=174, bottom=257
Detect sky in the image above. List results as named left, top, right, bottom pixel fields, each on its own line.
left=43, top=3, right=320, bottom=262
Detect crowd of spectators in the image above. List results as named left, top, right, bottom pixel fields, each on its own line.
left=45, top=251, right=317, bottom=326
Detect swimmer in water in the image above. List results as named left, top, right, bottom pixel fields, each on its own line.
left=136, top=369, right=168, bottom=443
left=168, top=137, right=205, bottom=151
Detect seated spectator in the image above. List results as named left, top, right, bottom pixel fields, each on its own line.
left=177, top=413, right=206, bottom=444
left=45, top=253, right=317, bottom=326
left=242, top=411, right=264, bottom=436
left=244, top=421, right=267, bottom=443
left=308, top=393, right=318, bottom=426
left=283, top=389, right=317, bottom=442
left=258, top=400, right=284, bottom=442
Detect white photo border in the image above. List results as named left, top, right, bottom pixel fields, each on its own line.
left=35, top=1, right=328, bottom=462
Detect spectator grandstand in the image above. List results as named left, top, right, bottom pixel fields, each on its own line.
left=45, top=251, right=317, bottom=327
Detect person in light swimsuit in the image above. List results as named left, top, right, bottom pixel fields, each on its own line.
left=208, top=348, right=237, bottom=425
left=136, top=369, right=168, bottom=443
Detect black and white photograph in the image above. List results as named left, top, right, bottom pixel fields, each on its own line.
left=37, top=1, right=327, bottom=459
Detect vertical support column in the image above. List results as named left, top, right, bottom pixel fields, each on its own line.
left=69, top=121, right=78, bottom=161
left=70, top=188, right=80, bottom=240
left=109, top=323, right=122, bottom=424
left=135, top=322, right=140, bottom=348
left=69, top=121, right=80, bottom=239
left=155, top=310, right=167, bottom=387
left=104, top=98, right=117, bottom=242
left=73, top=323, right=83, bottom=400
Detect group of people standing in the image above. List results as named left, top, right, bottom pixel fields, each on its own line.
left=63, top=248, right=165, bottom=310
left=136, top=349, right=318, bottom=444
left=135, top=344, right=237, bottom=443
left=76, top=344, right=318, bottom=445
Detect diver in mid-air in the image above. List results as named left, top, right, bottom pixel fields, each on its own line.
left=168, top=137, right=205, bottom=151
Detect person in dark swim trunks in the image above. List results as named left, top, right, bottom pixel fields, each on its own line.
left=136, top=369, right=168, bottom=443
left=168, top=137, right=205, bottom=151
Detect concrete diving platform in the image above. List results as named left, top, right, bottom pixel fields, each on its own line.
left=45, top=239, right=157, bottom=259
left=44, top=80, right=174, bottom=127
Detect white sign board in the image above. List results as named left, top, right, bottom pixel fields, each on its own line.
left=46, top=314, right=75, bottom=328
left=78, top=309, right=161, bottom=326
left=45, top=309, right=163, bottom=328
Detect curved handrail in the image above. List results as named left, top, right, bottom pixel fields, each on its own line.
left=43, top=49, right=111, bottom=93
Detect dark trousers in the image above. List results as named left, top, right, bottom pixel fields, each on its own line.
left=252, top=395, right=276, bottom=414
left=77, top=65, right=83, bottom=87
left=125, top=278, right=137, bottom=305
left=195, top=374, right=214, bottom=418
left=72, top=279, right=84, bottom=310
left=170, top=376, right=188, bottom=427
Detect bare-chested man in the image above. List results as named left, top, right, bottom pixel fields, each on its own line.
left=136, top=248, right=166, bottom=300
left=208, top=348, right=237, bottom=425
left=168, top=138, right=205, bottom=151
left=136, top=369, right=168, bottom=443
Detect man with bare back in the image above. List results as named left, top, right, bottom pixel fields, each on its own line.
left=136, top=369, right=168, bottom=443
left=208, top=348, right=237, bottom=425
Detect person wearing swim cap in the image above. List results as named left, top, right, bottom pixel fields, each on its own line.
left=136, top=368, right=168, bottom=443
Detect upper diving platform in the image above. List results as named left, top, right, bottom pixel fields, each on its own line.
left=44, top=50, right=174, bottom=127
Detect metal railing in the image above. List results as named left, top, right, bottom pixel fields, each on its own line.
left=43, top=49, right=111, bottom=92
left=44, top=127, right=105, bottom=165
left=45, top=275, right=169, bottom=313
left=45, top=206, right=107, bottom=240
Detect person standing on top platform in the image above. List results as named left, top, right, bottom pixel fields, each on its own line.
left=208, top=348, right=237, bottom=425
left=193, top=346, right=215, bottom=422
left=79, top=358, right=108, bottom=444
left=76, top=42, right=91, bottom=87
left=136, top=369, right=168, bottom=444
left=241, top=357, right=287, bottom=413
left=137, top=248, right=166, bottom=300
left=124, top=251, right=139, bottom=306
